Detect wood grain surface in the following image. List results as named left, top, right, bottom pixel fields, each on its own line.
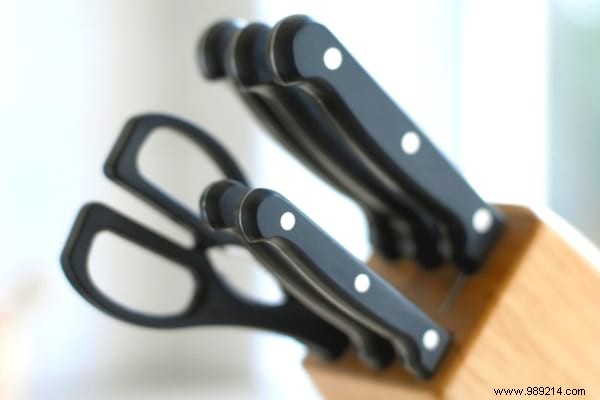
left=304, top=206, right=600, bottom=399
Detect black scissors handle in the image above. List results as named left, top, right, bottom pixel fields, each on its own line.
left=60, top=202, right=348, bottom=358
left=61, top=113, right=349, bottom=358
left=236, top=188, right=451, bottom=378
left=268, top=15, right=504, bottom=272
left=104, top=113, right=247, bottom=247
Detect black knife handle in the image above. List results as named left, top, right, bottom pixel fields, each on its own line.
left=268, top=15, right=504, bottom=272
left=228, top=22, right=446, bottom=267
left=237, top=188, right=451, bottom=378
left=201, top=180, right=396, bottom=369
left=198, top=21, right=410, bottom=261
left=197, top=20, right=242, bottom=79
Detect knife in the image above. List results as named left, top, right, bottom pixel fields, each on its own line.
left=201, top=180, right=396, bottom=369
left=198, top=20, right=409, bottom=261
left=226, top=22, right=448, bottom=268
left=231, top=184, right=451, bottom=378
left=199, top=21, right=447, bottom=266
left=267, top=15, right=504, bottom=272
left=105, top=110, right=396, bottom=368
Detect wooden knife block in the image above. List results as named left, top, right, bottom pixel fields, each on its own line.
left=304, top=206, right=600, bottom=399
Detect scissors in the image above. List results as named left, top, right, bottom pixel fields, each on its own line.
left=60, top=113, right=349, bottom=359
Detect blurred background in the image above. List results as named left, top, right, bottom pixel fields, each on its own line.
left=0, top=0, right=599, bottom=398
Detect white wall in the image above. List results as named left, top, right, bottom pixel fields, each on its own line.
left=0, top=1, right=273, bottom=399
left=549, top=0, right=600, bottom=244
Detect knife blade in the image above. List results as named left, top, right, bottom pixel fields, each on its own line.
left=268, top=15, right=504, bottom=272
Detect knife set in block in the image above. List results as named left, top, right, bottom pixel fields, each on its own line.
left=61, top=15, right=600, bottom=398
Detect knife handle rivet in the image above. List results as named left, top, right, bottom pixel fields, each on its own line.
left=323, top=47, right=343, bottom=70
left=354, top=273, right=371, bottom=293
left=280, top=211, right=296, bottom=231
left=401, top=131, right=421, bottom=155
left=422, top=329, right=440, bottom=351
left=472, top=207, right=493, bottom=234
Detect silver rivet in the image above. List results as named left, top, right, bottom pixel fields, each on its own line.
left=280, top=212, right=296, bottom=231
left=323, top=47, right=343, bottom=70
left=354, top=273, right=370, bottom=293
left=472, top=208, right=493, bottom=234
left=401, top=131, right=421, bottom=155
left=422, top=329, right=440, bottom=351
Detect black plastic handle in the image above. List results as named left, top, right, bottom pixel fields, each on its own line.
left=229, top=22, right=446, bottom=267
left=268, top=15, right=504, bottom=272
left=237, top=189, right=451, bottom=378
left=198, top=20, right=413, bottom=260
left=104, top=113, right=247, bottom=247
left=61, top=202, right=216, bottom=328
left=60, top=202, right=348, bottom=358
left=198, top=21, right=446, bottom=264
left=201, top=180, right=394, bottom=369
left=197, top=20, right=243, bottom=79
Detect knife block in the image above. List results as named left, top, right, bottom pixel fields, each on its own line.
left=303, top=205, right=600, bottom=399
